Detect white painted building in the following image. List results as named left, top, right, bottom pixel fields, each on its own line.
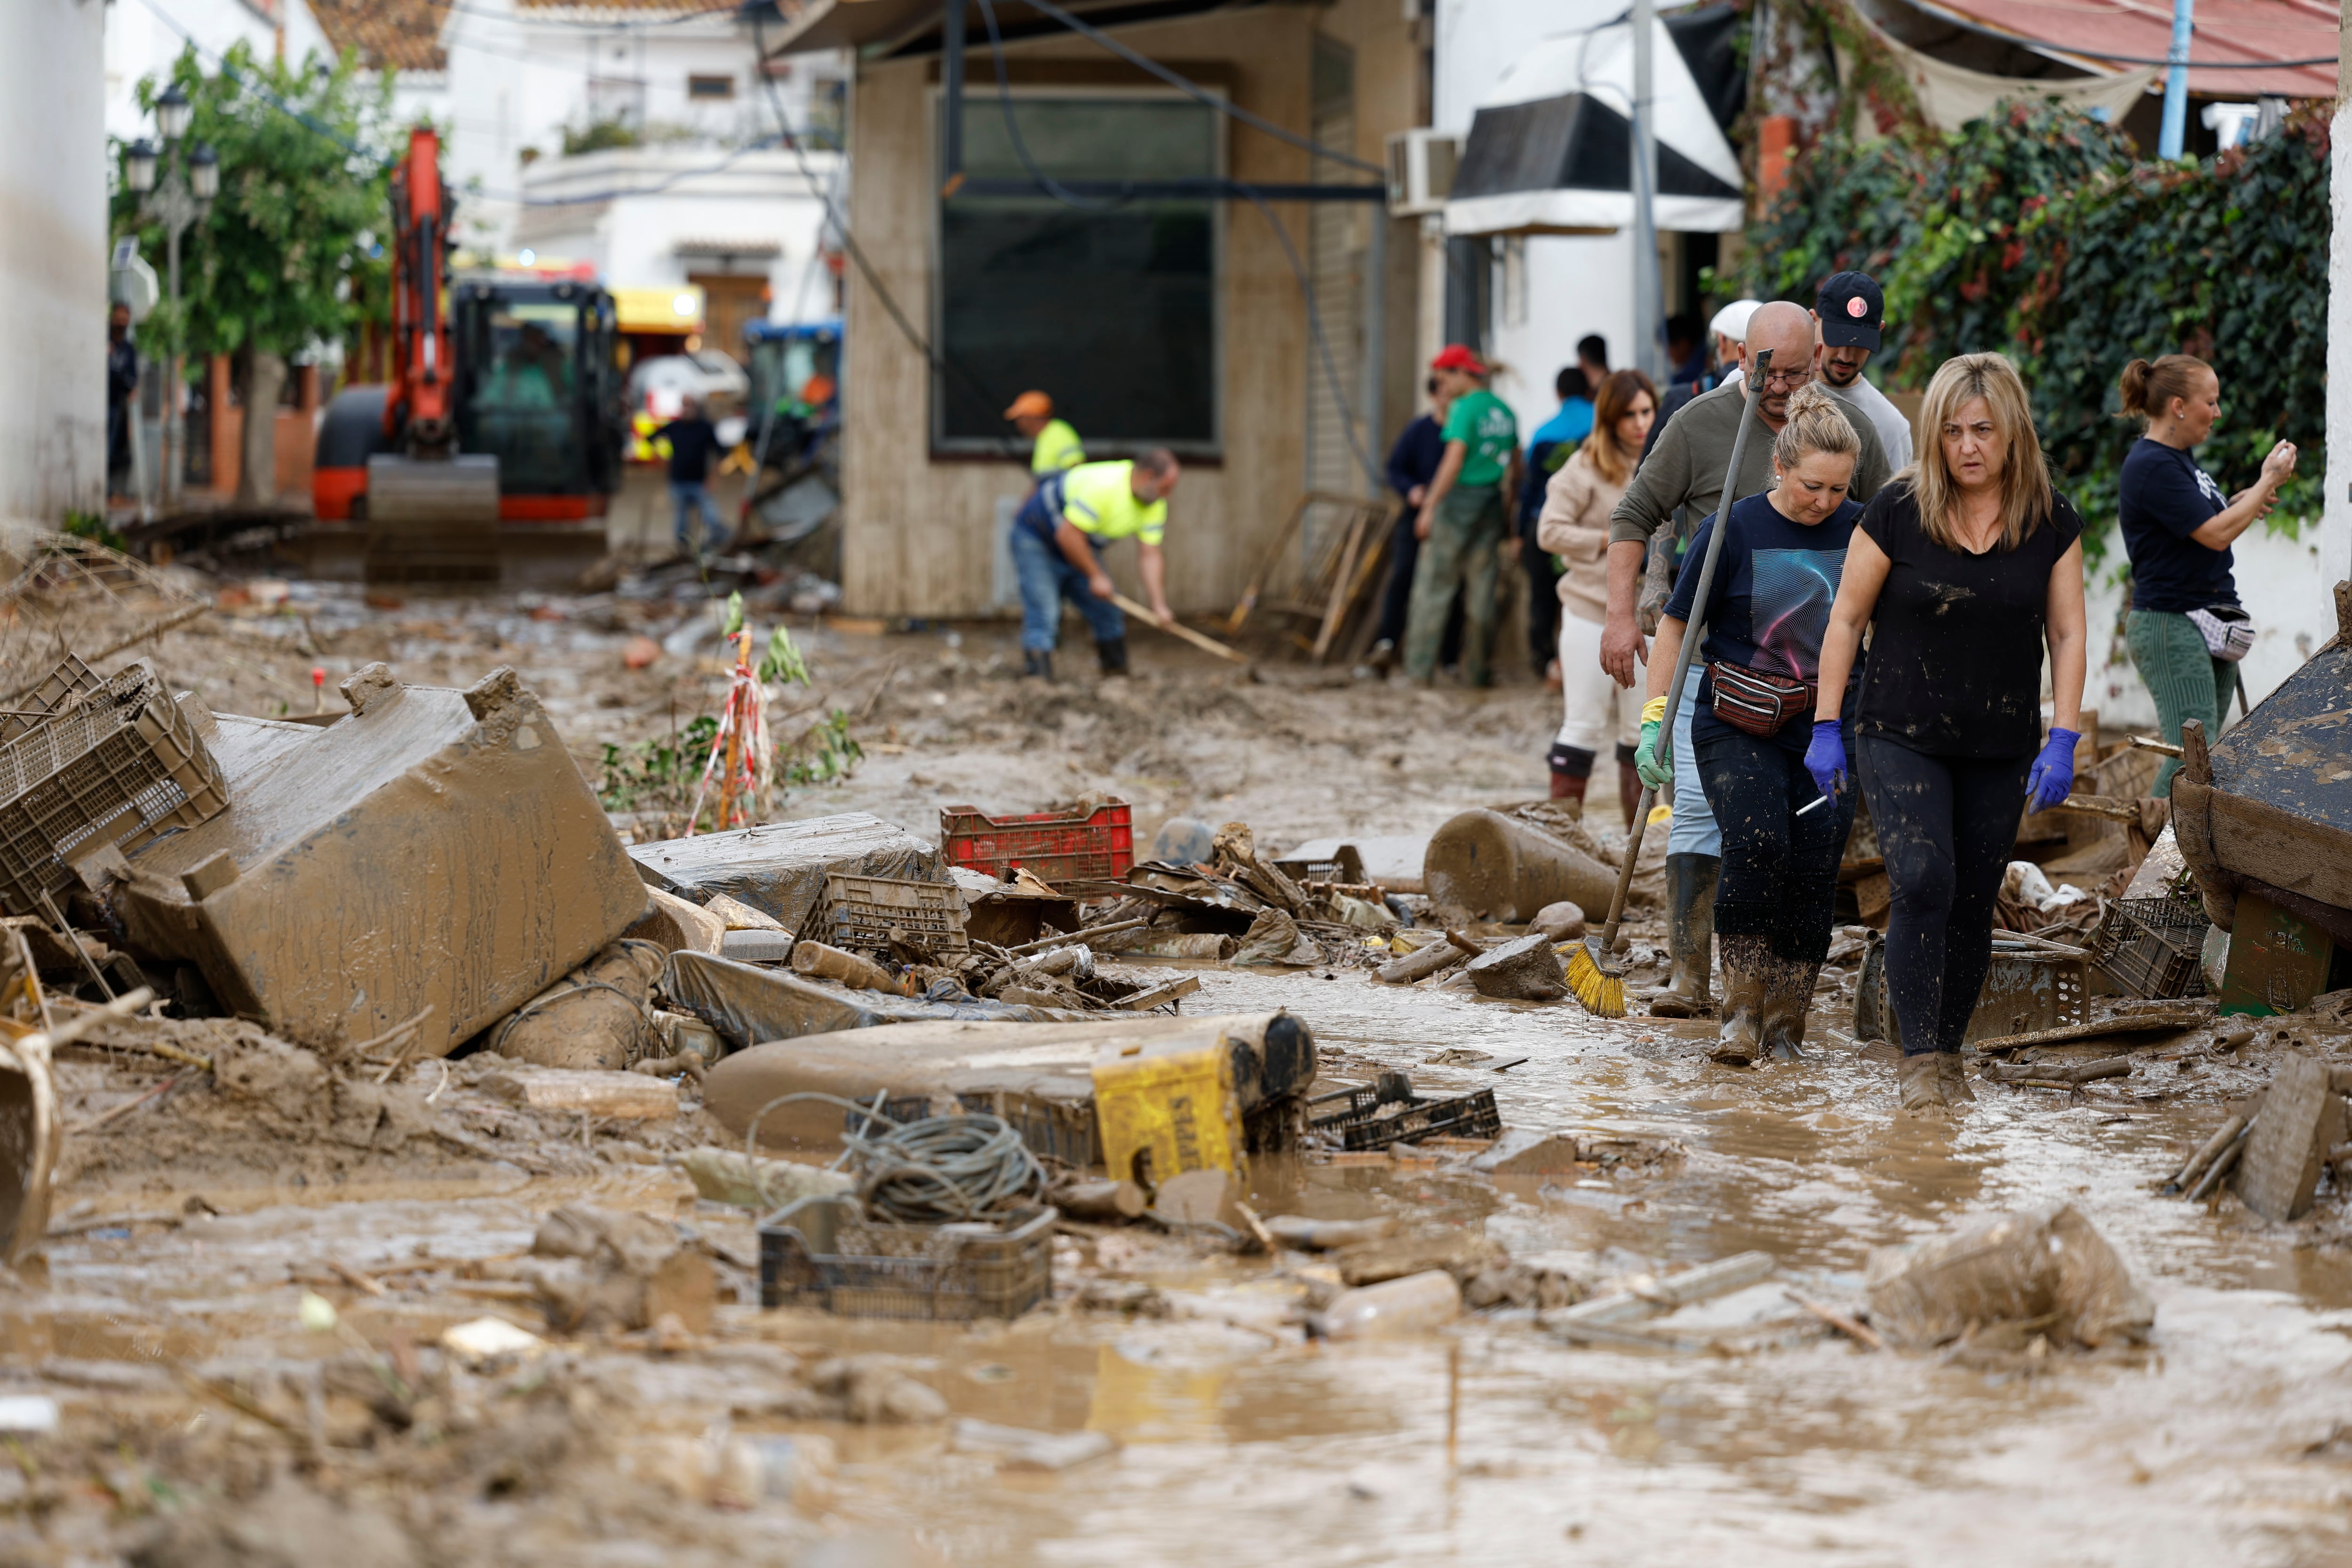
left=1430, top=0, right=1711, bottom=428
left=103, top=0, right=332, bottom=147
left=513, top=144, right=843, bottom=327
left=4, top=0, right=108, bottom=525
left=429, top=1, right=848, bottom=293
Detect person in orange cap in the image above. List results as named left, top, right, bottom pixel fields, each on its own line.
left=1005, top=391, right=1085, bottom=497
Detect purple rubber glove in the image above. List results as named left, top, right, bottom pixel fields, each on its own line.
left=1803, top=718, right=1846, bottom=800
left=2025, top=726, right=2080, bottom=813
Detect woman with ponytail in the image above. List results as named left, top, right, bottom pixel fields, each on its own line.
left=2115, top=354, right=2297, bottom=794
left=1633, top=383, right=1864, bottom=1067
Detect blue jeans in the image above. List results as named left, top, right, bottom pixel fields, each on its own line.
left=1667, top=683, right=1722, bottom=857
left=671, top=480, right=723, bottom=549
left=1009, top=507, right=1123, bottom=653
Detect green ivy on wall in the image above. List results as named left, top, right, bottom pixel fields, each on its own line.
left=1735, top=98, right=2329, bottom=536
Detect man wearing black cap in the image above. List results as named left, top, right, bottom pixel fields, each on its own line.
left=1813, top=271, right=1915, bottom=470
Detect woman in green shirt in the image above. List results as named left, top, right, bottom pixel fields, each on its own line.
left=1404, top=345, right=1523, bottom=686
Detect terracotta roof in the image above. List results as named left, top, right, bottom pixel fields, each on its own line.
left=1908, top=0, right=2338, bottom=97
left=513, top=1, right=729, bottom=11
left=310, top=0, right=452, bottom=74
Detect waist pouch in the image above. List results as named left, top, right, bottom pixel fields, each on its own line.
left=2185, top=604, right=2254, bottom=662
left=1708, top=660, right=1817, bottom=737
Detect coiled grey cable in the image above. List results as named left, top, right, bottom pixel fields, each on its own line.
left=744, top=1091, right=1044, bottom=1224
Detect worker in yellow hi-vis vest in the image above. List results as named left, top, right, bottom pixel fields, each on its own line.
left=1008, top=450, right=1180, bottom=680
left=1004, top=390, right=1084, bottom=500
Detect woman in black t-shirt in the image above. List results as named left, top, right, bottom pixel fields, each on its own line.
left=1811, top=353, right=2089, bottom=1115
left=2115, top=353, right=2297, bottom=796
left=1638, top=385, right=1865, bottom=1067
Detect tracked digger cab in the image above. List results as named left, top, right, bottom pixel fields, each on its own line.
left=313, top=127, right=620, bottom=585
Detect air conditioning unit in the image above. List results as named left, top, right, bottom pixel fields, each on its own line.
left=1384, top=128, right=1458, bottom=217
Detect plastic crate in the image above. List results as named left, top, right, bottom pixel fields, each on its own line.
left=825, top=872, right=968, bottom=953
left=938, top=801, right=1134, bottom=885
left=0, top=656, right=101, bottom=745
left=2089, top=894, right=2209, bottom=1000
left=757, top=1196, right=1055, bottom=1320
left=0, top=664, right=228, bottom=919
left=1317, top=1088, right=1501, bottom=1152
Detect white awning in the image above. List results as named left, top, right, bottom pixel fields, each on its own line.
left=1444, top=17, right=1744, bottom=238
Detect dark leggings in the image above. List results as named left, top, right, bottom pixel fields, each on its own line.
left=1858, top=736, right=2030, bottom=1057
left=1695, top=724, right=1856, bottom=963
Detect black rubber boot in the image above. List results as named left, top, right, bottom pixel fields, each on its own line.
left=1022, top=649, right=1054, bottom=681
left=1649, top=853, right=1720, bottom=1018
left=1096, top=637, right=1129, bottom=677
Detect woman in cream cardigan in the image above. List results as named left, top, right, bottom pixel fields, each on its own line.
left=1538, top=368, right=1657, bottom=824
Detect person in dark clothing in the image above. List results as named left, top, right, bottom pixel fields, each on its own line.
left=654, top=395, right=727, bottom=554
left=1518, top=366, right=1594, bottom=682
left=2115, top=352, right=2296, bottom=795
left=106, top=304, right=138, bottom=497
left=1812, top=352, right=2088, bottom=1115
left=1638, top=385, right=1864, bottom=1065
left=1370, top=378, right=1460, bottom=672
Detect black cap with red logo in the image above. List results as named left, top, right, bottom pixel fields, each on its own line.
left=1816, top=271, right=1884, bottom=352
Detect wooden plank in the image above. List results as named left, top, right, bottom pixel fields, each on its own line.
left=2233, top=1051, right=2343, bottom=1221
left=1971, top=1004, right=2208, bottom=1056
left=1309, top=507, right=1372, bottom=661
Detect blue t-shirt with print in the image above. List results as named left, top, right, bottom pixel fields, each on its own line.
left=1662, top=491, right=1864, bottom=752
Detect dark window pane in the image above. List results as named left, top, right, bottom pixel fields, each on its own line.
left=939, top=96, right=1217, bottom=451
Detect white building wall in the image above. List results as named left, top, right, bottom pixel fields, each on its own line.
left=1433, top=0, right=1656, bottom=429
left=3, top=0, right=108, bottom=525
left=440, top=0, right=846, bottom=260
left=104, top=0, right=330, bottom=145
left=514, top=147, right=842, bottom=326
left=2325, top=99, right=2352, bottom=597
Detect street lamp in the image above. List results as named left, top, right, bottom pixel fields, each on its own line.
left=156, top=85, right=191, bottom=142
left=130, top=85, right=220, bottom=513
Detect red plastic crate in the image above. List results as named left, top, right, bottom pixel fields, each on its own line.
left=938, top=800, right=1134, bottom=885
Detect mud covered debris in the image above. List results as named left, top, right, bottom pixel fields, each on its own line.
left=1866, top=1204, right=2153, bottom=1352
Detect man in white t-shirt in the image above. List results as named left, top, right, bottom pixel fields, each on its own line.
left=1812, top=271, right=1915, bottom=470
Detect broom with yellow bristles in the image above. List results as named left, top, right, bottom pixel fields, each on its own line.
left=1565, top=350, right=1776, bottom=1018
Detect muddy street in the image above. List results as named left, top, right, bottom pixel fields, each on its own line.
left=3, top=572, right=2350, bottom=1567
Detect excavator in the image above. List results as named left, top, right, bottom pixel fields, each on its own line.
left=313, top=128, right=624, bottom=583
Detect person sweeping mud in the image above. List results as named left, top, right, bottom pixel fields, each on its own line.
left=1010, top=452, right=1180, bottom=680
left=1811, top=353, right=2088, bottom=1114
left=1635, top=385, right=1864, bottom=1064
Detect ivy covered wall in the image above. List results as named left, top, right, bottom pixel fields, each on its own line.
left=1733, top=98, right=2330, bottom=537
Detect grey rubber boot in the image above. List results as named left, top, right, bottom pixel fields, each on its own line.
left=1897, top=1052, right=1947, bottom=1114
left=1708, top=933, right=1768, bottom=1066
left=1649, top=853, right=1719, bottom=1019
left=1938, top=1051, right=1976, bottom=1105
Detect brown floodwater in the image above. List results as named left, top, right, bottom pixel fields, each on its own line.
left=27, top=959, right=2352, bottom=1566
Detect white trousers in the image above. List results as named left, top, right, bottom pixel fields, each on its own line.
left=1554, top=609, right=1642, bottom=757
